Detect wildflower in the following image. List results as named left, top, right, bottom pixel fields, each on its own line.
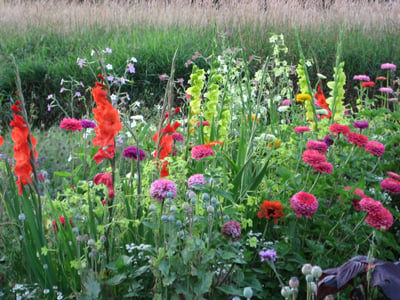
left=295, top=93, right=312, bottom=102
left=302, top=150, right=326, bottom=167
left=293, top=126, right=310, bottom=134
left=150, top=179, right=177, bottom=202
left=127, top=63, right=135, bottom=74
left=365, top=207, right=393, bottom=230
left=172, top=132, right=184, bottom=142
left=376, top=76, right=386, bottom=81
left=77, top=58, right=85, bottom=68
left=52, top=216, right=73, bottom=232
left=259, top=249, right=277, bottom=262
left=353, top=120, right=369, bottom=130
left=306, top=140, right=328, bottom=154
left=364, top=141, right=385, bottom=156
left=362, top=81, right=375, bottom=88
left=381, top=63, right=396, bottom=71
left=105, top=47, right=112, bottom=54
left=221, top=221, right=241, bottom=241
left=322, top=134, right=336, bottom=147
left=282, top=99, right=291, bottom=106
left=387, top=171, right=400, bottom=180
left=290, top=191, right=318, bottom=218
left=191, top=144, right=214, bottom=161
left=188, top=174, right=206, bottom=189
left=353, top=75, right=370, bottom=81
left=379, top=87, right=393, bottom=94
left=60, top=118, right=82, bottom=132
left=329, top=123, right=350, bottom=136
left=346, top=132, right=368, bottom=147
left=197, top=121, right=211, bottom=126
left=123, top=146, right=145, bottom=161
left=380, top=178, right=400, bottom=194
left=159, top=74, right=168, bottom=81
left=313, top=162, right=333, bottom=174
left=257, top=200, right=284, bottom=224
left=81, top=119, right=96, bottom=129
left=94, top=172, right=115, bottom=198
left=92, top=83, right=122, bottom=149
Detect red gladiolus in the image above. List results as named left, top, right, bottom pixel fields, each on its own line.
left=52, top=216, right=73, bottom=232
left=314, top=85, right=331, bottom=119
left=93, top=145, right=116, bottom=164
left=94, top=172, right=115, bottom=198
left=10, top=102, right=38, bottom=195
left=257, top=200, right=284, bottom=224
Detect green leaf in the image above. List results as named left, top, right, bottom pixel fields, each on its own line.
left=105, top=273, right=127, bottom=286
left=84, top=274, right=101, bottom=299
left=53, top=171, right=72, bottom=178
left=216, top=285, right=243, bottom=295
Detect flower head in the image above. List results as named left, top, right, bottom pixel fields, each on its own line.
left=221, top=221, right=241, bottom=241
left=380, top=178, right=400, bottom=194
left=329, top=123, right=350, bottom=136
left=150, top=179, right=177, bottom=202
left=81, top=119, right=96, bottom=129
left=295, top=93, right=312, bottom=102
left=293, top=126, right=310, bottom=134
left=259, top=249, right=277, bottom=262
left=353, top=120, right=369, bottom=130
left=282, top=99, right=291, bottom=106
left=187, top=174, right=206, bottom=189
left=196, top=121, right=211, bottom=127
left=361, top=81, right=375, bottom=88
left=379, top=87, right=393, bottom=94
left=306, top=140, right=328, bottom=154
left=302, top=150, right=326, bottom=167
left=52, top=216, right=73, bottom=232
left=191, top=144, right=214, bottom=161
left=313, top=162, right=333, bottom=174
left=60, top=118, right=82, bottom=132
left=94, top=172, right=115, bottom=198
left=353, top=75, right=370, bottom=81
left=172, top=132, right=184, bottom=143
left=359, top=197, right=383, bottom=214
left=387, top=171, right=400, bottom=180
left=257, top=200, right=284, bottom=224
left=364, top=141, right=385, bottom=156
left=123, top=146, right=146, bottom=161
left=381, top=63, right=396, bottom=71
left=322, top=134, right=336, bottom=147
left=365, top=207, right=393, bottom=230
left=290, top=191, right=318, bottom=218
left=346, top=132, right=368, bottom=147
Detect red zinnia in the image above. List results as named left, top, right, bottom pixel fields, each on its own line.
left=60, top=118, right=82, bottom=132
left=257, top=200, right=285, bottom=224
left=346, top=132, right=368, bottom=147
left=313, top=162, right=333, bottom=174
left=329, top=123, right=350, bottom=136
left=362, top=81, right=375, bottom=88
left=364, top=141, right=385, bottom=156
left=302, top=150, right=326, bottom=167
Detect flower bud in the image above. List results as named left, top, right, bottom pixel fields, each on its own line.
left=302, top=263, right=313, bottom=275
left=305, top=274, right=314, bottom=282
left=289, top=276, right=299, bottom=288
left=202, top=193, right=210, bottom=201
left=176, top=220, right=182, bottom=227
left=170, top=205, right=177, bottom=213
left=311, top=266, right=322, bottom=278
left=161, top=215, right=168, bottom=222
left=18, top=213, right=26, bottom=221
left=168, top=215, right=175, bottom=222
left=149, top=204, right=156, bottom=212
left=166, top=192, right=174, bottom=198
left=310, top=282, right=317, bottom=293
left=207, top=205, right=215, bottom=213
left=243, top=287, right=253, bottom=299
left=281, top=286, right=292, bottom=298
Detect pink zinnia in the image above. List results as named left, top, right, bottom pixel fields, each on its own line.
left=381, top=63, right=396, bottom=71
left=282, top=99, right=291, bottom=106
left=290, top=191, right=318, bottom=218
left=365, top=207, right=393, bottom=230
left=380, top=178, right=400, bottom=194
left=379, top=87, right=393, bottom=94
left=387, top=171, right=400, bottom=180
left=60, top=118, right=82, bottom=131
left=293, top=126, right=310, bottom=134
left=302, top=150, right=326, bottom=167
left=306, top=140, right=328, bottom=154
left=359, top=197, right=384, bottom=214
left=197, top=121, right=211, bottom=126
left=346, top=132, right=368, bottom=147
left=313, top=162, right=333, bottom=174
left=364, top=141, right=385, bottom=156
left=344, top=186, right=367, bottom=198
left=188, top=174, right=206, bottom=189
left=191, top=144, right=214, bottom=161
left=172, top=133, right=184, bottom=142
left=353, top=75, right=370, bottom=81
left=329, top=123, right=350, bottom=136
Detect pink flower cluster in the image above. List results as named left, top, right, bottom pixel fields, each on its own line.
left=290, top=191, right=318, bottom=218
left=302, top=148, right=333, bottom=174
left=381, top=177, right=400, bottom=194
left=359, top=198, right=393, bottom=230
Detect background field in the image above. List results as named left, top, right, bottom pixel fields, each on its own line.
left=1, top=0, right=399, bottom=128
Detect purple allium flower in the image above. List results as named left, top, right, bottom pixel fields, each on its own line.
left=150, top=179, right=177, bottom=202
left=353, top=75, right=370, bottom=81
left=81, top=119, right=96, bottom=129
left=221, top=221, right=241, bottom=241
left=188, top=174, right=206, bottom=189
left=381, top=63, right=396, bottom=71
left=123, top=146, right=146, bottom=161
left=259, top=249, right=277, bottom=262
left=379, top=87, right=393, bottom=94
left=172, top=133, right=184, bottom=143
left=353, top=120, right=369, bottom=130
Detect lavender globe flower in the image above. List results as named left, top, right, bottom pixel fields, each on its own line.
left=150, top=179, right=177, bottom=202
left=221, top=221, right=241, bottom=241
left=123, top=146, right=146, bottom=161
left=187, top=174, right=206, bottom=189
left=259, top=249, right=277, bottom=262
left=81, top=119, right=96, bottom=129
left=353, top=120, right=369, bottom=130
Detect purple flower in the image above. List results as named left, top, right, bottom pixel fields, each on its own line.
left=259, top=249, right=277, bottom=262
left=47, top=104, right=51, bottom=112
left=172, top=133, right=184, bottom=143
left=123, top=146, right=146, bottom=161
left=322, top=134, right=336, bottom=147
left=127, top=63, right=136, bottom=74
left=188, top=174, right=206, bottom=189
left=353, top=120, right=369, bottom=130
left=221, top=221, right=241, bottom=241
left=150, top=179, right=177, bottom=203
left=105, top=47, right=112, bottom=54
left=379, top=87, right=393, bottom=94
left=77, top=58, right=85, bottom=68
left=353, top=75, right=370, bottom=81
left=159, top=74, right=168, bottom=81
left=177, top=78, right=185, bottom=84
left=81, top=119, right=96, bottom=129
left=282, top=99, right=291, bottom=106
left=75, top=91, right=81, bottom=97
left=381, top=63, right=396, bottom=71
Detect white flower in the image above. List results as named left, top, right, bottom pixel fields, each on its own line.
left=90, top=49, right=95, bottom=57
left=316, top=108, right=329, bottom=115
left=277, top=105, right=290, bottom=112
left=106, top=64, right=113, bottom=70
left=130, top=57, right=137, bottom=63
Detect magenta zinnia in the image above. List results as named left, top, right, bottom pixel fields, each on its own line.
left=191, top=144, right=214, bottom=161
left=329, top=123, right=350, bottom=136
left=293, top=126, right=310, bottom=134
left=380, top=178, right=400, bottom=194
left=313, top=162, right=333, bottom=174
left=365, top=207, right=393, bottom=230
left=123, top=146, right=145, bottom=161
left=306, top=140, right=328, bottom=154
left=290, top=191, right=318, bottom=218
left=364, top=141, right=385, bottom=156
left=60, top=118, right=82, bottom=132
left=346, top=132, right=368, bottom=148
left=302, top=150, right=326, bottom=167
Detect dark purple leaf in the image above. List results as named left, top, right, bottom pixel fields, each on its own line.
left=371, top=262, right=400, bottom=300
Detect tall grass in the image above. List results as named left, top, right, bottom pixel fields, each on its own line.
left=1, top=0, right=399, bottom=127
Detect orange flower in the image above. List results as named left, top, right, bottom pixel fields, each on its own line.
left=93, top=145, right=116, bottom=164
left=10, top=104, right=37, bottom=195
left=92, top=84, right=122, bottom=161
left=314, top=85, right=331, bottom=119
left=257, top=200, right=284, bottom=224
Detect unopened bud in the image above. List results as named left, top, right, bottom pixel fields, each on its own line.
left=302, top=263, right=313, bottom=275
left=281, top=286, right=292, bottom=298
left=311, top=266, right=322, bottom=279
left=289, top=276, right=299, bottom=288
left=305, top=274, right=314, bottom=282
left=243, top=287, right=253, bottom=299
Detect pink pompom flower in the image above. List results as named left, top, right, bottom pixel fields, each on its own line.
left=290, top=191, right=318, bottom=218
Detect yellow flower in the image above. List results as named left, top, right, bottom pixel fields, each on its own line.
left=246, top=114, right=260, bottom=123
left=295, top=93, right=312, bottom=103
